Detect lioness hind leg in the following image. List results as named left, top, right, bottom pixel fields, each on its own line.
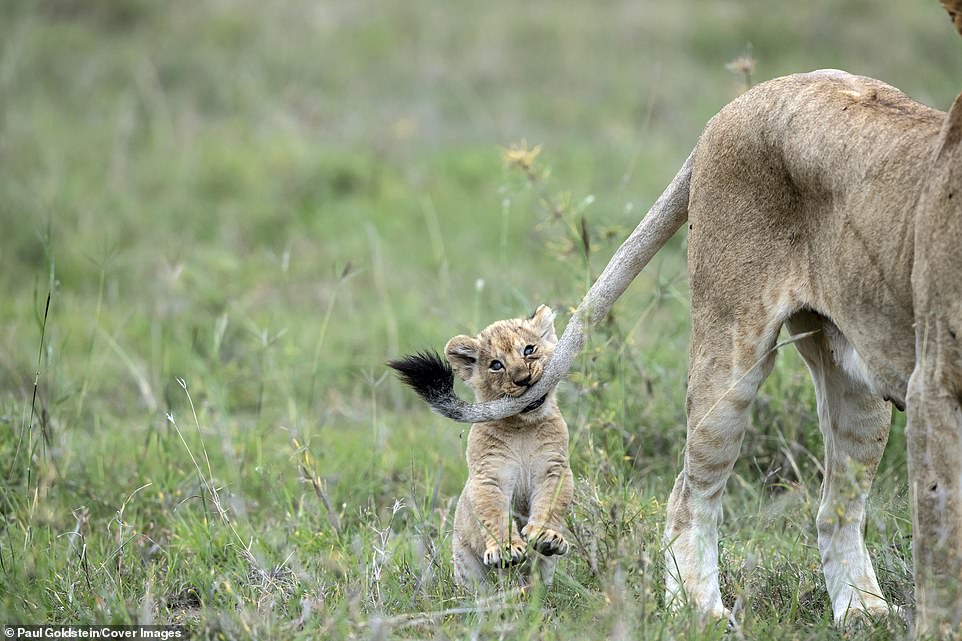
left=786, top=313, right=894, bottom=625
left=665, top=319, right=780, bottom=621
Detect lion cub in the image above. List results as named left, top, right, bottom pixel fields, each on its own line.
left=390, top=305, right=574, bottom=586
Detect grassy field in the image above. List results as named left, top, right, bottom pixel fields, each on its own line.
left=1, top=1, right=961, bottom=639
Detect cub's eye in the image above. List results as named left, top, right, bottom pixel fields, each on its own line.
left=523, top=345, right=536, bottom=357
left=489, top=360, right=504, bottom=371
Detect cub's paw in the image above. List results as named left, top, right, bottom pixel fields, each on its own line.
left=482, top=541, right=526, bottom=568
left=522, top=523, right=569, bottom=556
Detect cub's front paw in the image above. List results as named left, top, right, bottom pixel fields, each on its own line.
left=482, top=541, right=527, bottom=568
left=521, top=523, right=569, bottom=556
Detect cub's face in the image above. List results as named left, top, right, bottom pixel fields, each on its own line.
left=444, top=305, right=557, bottom=403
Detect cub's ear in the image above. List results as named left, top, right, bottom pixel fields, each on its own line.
left=530, top=304, right=557, bottom=343
left=444, top=335, right=480, bottom=380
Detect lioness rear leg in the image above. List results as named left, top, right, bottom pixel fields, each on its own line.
left=664, top=318, right=780, bottom=622
left=787, top=312, right=896, bottom=625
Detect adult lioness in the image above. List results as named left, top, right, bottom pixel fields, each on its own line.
left=401, top=69, right=962, bottom=635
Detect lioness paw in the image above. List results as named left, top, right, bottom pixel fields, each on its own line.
left=522, top=524, right=569, bottom=556
left=482, top=541, right=526, bottom=568
left=837, top=605, right=906, bottom=631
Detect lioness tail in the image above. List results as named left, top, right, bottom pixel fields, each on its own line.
left=392, top=150, right=695, bottom=423
left=387, top=351, right=469, bottom=419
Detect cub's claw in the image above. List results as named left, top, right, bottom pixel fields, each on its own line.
left=522, top=523, right=570, bottom=556
left=483, top=541, right=527, bottom=568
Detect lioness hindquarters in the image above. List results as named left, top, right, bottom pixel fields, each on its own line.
left=663, top=71, right=915, bottom=626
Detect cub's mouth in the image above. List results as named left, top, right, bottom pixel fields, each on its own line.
left=521, top=394, right=547, bottom=413
left=502, top=378, right=546, bottom=413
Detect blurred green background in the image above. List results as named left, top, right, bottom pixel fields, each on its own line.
left=1, top=1, right=959, bottom=638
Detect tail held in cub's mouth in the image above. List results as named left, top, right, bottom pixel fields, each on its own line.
left=388, top=351, right=465, bottom=419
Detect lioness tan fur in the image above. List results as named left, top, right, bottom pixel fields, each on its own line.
left=442, top=305, right=574, bottom=586
left=401, top=69, right=962, bottom=635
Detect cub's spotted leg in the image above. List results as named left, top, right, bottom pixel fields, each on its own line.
left=522, top=464, right=574, bottom=560
left=664, top=318, right=780, bottom=622
left=787, top=314, right=894, bottom=625
left=464, top=479, right=527, bottom=569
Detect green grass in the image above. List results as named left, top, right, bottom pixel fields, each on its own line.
left=0, top=1, right=958, bottom=639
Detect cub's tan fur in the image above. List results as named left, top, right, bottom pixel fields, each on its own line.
left=444, top=305, right=573, bottom=586
left=408, top=69, right=962, bottom=635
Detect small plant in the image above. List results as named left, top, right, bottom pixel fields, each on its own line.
left=726, top=45, right=757, bottom=94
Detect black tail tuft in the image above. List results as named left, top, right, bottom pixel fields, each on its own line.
left=387, top=350, right=456, bottom=407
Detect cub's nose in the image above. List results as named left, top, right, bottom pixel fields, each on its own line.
left=512, top=372, right=532, bottom=387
